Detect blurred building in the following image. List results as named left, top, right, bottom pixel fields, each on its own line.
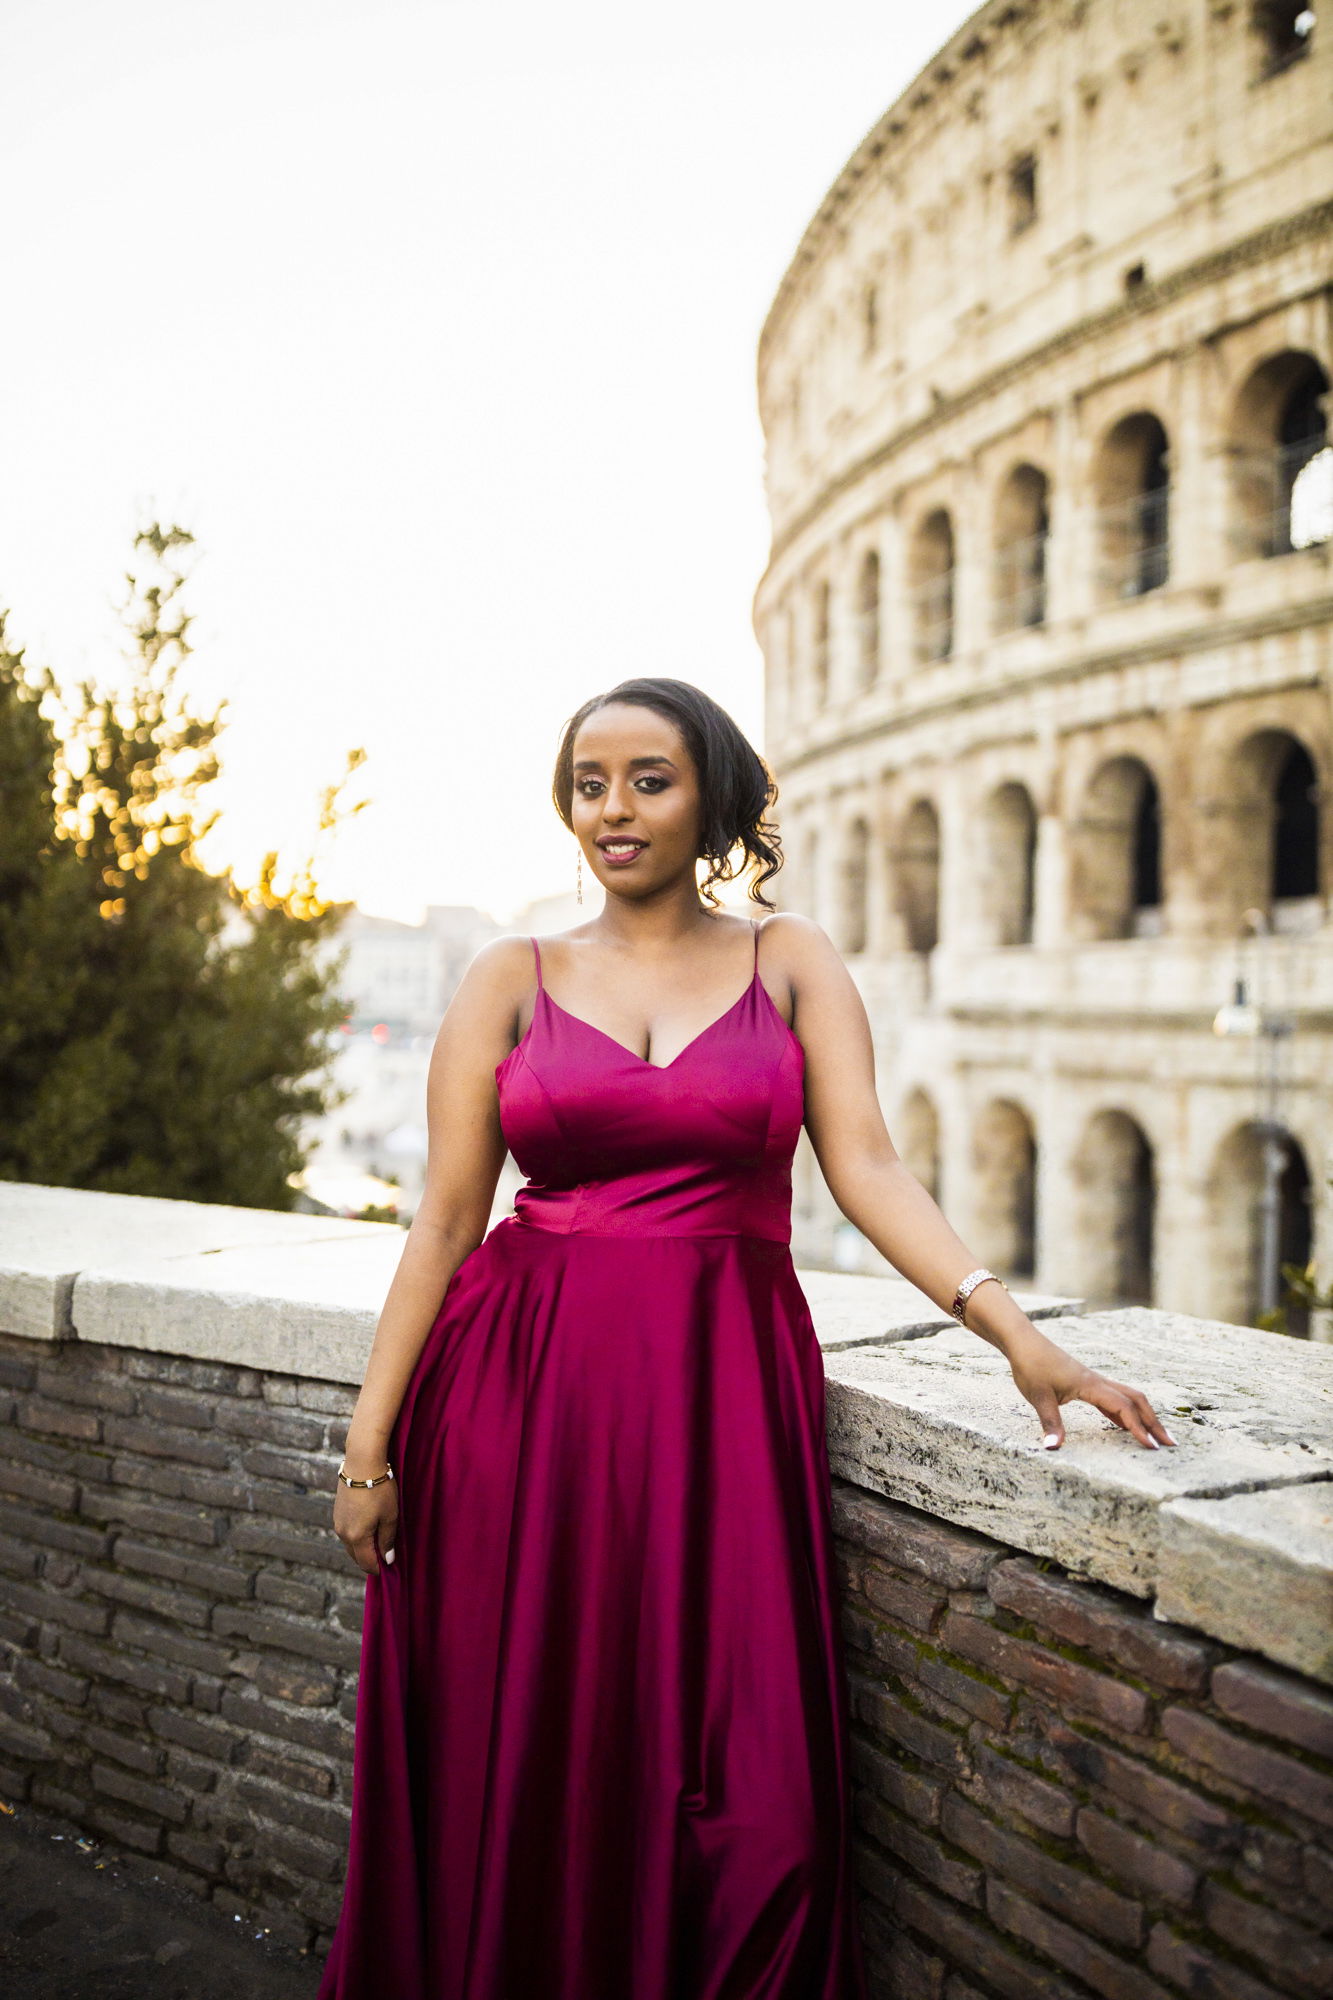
left=301, top=903, right=499, bottom=1218
left=331, top=905, right=501, bottom=1036
left=754, top=0, right=1331, bottom=1329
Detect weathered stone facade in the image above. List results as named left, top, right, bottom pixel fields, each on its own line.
left=753, top=0, right=1333, bottom=1327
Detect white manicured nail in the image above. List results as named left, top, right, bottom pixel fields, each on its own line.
left=1164, top=1432, right=1178, bottom=1446
left=1042, top=1434, right=1060, bottom=1450
left=384, top=1548, right=396, bottom=1564
left=1147, top=1437, right=1160, bottom=1449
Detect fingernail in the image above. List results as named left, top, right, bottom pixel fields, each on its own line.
left=1164, top=1432, right=1178, bottom=1446
left=1042, top=1434, right=1060, bottom=1450
left=1147, top=1436, right=1160, bottom=1449
left=384, top=1548, right=395, bottom=1565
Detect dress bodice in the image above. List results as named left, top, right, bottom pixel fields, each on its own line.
left=494, top=928, right=805, bottom=1242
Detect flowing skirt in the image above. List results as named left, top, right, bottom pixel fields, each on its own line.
left=316, top=1217, right=869, bottom=2000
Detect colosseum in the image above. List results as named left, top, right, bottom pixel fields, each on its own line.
left=754, top=0, right=1331, bottom=1334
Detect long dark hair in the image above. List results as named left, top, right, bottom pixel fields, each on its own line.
left=551, top=677, right=783, bottom=909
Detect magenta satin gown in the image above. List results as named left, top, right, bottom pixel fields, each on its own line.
left=316, top=923, right=870, bottom=2000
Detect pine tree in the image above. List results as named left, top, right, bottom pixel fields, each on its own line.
left=0, top=524, right=356, bottom=1209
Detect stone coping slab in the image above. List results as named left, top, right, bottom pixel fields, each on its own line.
left=4, top=1183, right=1331, bottom=1677
left=0, top=1182, right=392, bottom=1342
left=3, top=1183, right=1085, bottom=1380
left=794, top=1268, right=1080, bottom=1350
left=1157, top=1483, right=1333, bottom=1684
left=824, top=1309, right=1333, bottom=1612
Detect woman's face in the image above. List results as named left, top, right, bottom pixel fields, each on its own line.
left=569, top=702, right=703, bottom=901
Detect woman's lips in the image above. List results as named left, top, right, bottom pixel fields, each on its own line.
left=597, top=841, right=646, bottom=866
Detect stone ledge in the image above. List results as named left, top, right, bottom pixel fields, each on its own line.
left=0, top=1183, right=392, bottom=1344
left=3, top=1184, right=1331, bottom=1678
left=1157, top=1484, right=1333, bottom=1684
left=1, top=1185, right=1082, bottom=1381
left=795, top=1268, right=1080, bottom=1350
left=824, top=1307, right=1333, bottom=1680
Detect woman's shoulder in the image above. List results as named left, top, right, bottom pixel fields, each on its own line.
left=754, top=908, right=837, bottom=960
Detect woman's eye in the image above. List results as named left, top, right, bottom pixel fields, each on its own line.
left=636, top=776, right=667, bottom=792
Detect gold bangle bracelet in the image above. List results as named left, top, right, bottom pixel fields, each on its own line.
left=337, top=1460, right=395, bottom=1489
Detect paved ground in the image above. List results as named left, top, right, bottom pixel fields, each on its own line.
left=0, top=1798, right=323, bottom=2000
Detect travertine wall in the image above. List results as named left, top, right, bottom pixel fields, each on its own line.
left=754, top=0, right=1333, bottom=1320
left=1, top=1185, right=1330, bottom=1991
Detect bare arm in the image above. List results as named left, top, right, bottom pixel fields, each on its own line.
left=776, top=914, right=1173, bottom=1452
left=333, top=936, right=532, bottom=1571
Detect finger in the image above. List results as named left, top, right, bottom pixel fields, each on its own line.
left=1028, top=1386, right=1065, bottom=1451
left=1094, top=1384, right=1157, bottom=1450
left=1132, top=1389, right=1176, bottom=1447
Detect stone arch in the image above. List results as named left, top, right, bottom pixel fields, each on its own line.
left=856, top=548, right=881, bottom=689
left=1227, top=727, right=1324, bottom=921
left=1068, top=1110, right=1156, bottom=1306
left=1229, top=349, right=1330, bottom=558
left=993, top=462, right=1051, bottom=631
left=977, top=782, right=1037, bottom=946
left=971, top=1098, right=1037, bottom=1279
left=909, top=508, right=955, bottom=662
left=1206, top=1121, right=1314, bottom=1334
left=840, top=815, right=871, bottom=955
left=1094, top=411, right=1171, bottom=599
left=1068, top=755, right=1164, bottom=941
left=896, top=798, right=941, bottom=953
left=897, top=1087, right=941, bottom=1204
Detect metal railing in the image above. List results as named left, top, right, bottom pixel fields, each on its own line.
left=1095, top=485, right=1170, bottom=600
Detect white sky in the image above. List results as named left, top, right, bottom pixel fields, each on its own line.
left=2, top=0, right=972, bottom=923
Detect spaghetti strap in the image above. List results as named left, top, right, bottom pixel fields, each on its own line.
left=530, top=935, right=544, bottom=992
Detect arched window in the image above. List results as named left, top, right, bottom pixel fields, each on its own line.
left=897, top=799, right=940, bottom=953
left=978, top=782, right=1037, bottom=946
left=1070, top=1111, right=1156, bottom=1306
left=1231, top=351, right=1330, bottom=558
left=1253, top=3, right=1316, bottom=80
left=971, top=1098, right=1037, bottom=1278
left=1095, top=413, right=1170, bottom=599
left=841, top=817, right=870, bottom=955
left=1070, top=756, right=1164, bottom=941
left=909, top=510, right=955, bottom=662
left=1227, top=727, right=1323, bottom=928
left=993, top=464, right=1050, bottom=631
left=856, top=550, right=880, bottom=689
left=1274, top=739, right=1319, bottom=902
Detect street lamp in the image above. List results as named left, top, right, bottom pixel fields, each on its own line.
left=1212, top=908, right=1297, bottom=1321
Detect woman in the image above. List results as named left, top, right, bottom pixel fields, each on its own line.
left=318, top=677, right=1172, bottom=2000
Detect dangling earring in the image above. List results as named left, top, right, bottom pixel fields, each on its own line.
left=576, top=848, right=584, bottom=905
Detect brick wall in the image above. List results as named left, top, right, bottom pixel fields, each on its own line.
left=0, top=1331, right=360, bottom=1952
left=3, top=1318, right=1332, bottom=1994
left=832, top=1482, right=1333, bottom=2000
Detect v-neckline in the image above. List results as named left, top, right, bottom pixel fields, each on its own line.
left=538, top=970, right=760, bottom=1072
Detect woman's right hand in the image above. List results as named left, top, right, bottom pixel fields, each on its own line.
left=333, top=1452, right=400, bottom=1576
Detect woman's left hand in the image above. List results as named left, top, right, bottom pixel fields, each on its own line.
left=1007, top=1337, right=1177, bottom=1451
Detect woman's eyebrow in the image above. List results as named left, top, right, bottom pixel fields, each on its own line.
left=572, top=755, right=678, bottom=772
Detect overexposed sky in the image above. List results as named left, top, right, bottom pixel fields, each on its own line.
left=2, top=0, right=972, bottom=922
